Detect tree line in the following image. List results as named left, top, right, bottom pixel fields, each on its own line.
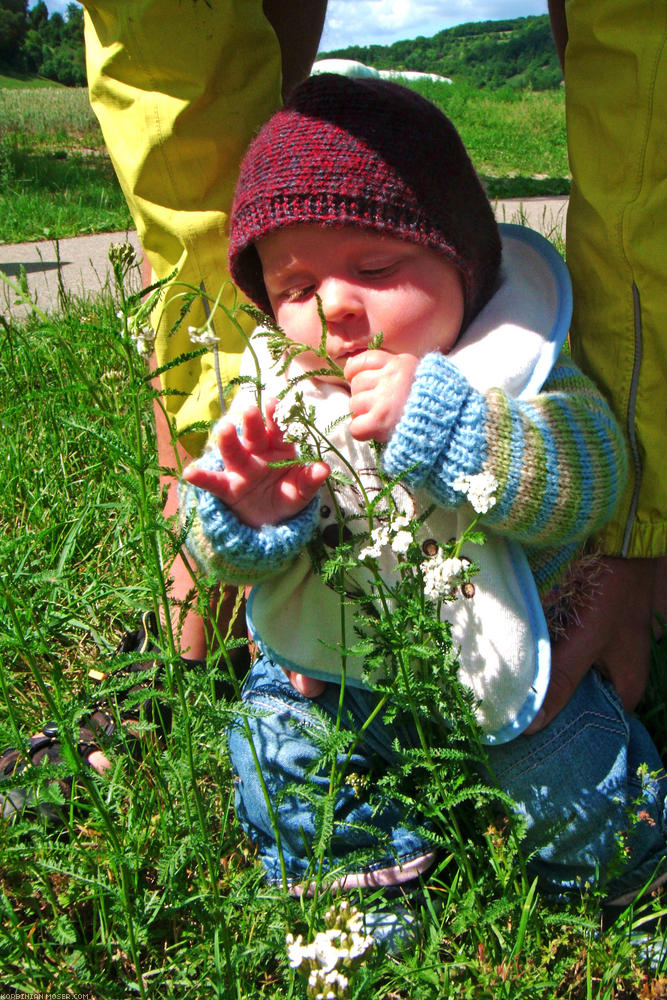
left=0, top=6, right=560, bottom=91
left=0, top=1, right=85, bottom=86
left=321, top=15, right=563, bottom=91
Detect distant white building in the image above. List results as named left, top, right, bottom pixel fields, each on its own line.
left=311, top=59, right=380, bottom=78
left=312, top=59, right=451, bottom=85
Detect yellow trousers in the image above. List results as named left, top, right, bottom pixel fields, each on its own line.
left=82, top=0, right=283, bottom=455
left=564, top=0, right=667, bottom=556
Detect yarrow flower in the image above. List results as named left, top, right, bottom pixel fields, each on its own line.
left=273, top=394, right=313, bottom=445
left=358, top=512, right=414, bottom=562
left=346, top=771, right=371, bottom=798
left=358, top=524, right=391, bottom=562
left=188, top=324, right=219, bottom=348
left=421, top=552, right=466, bottom=602
left=452, top=471, right=498, bottom=514
left=390, top=529, right=412, bottom=555
left=118, top=309, right=156, bottom=359
left=308, top=967, right=349, bottom=999
left=108, top=241, right=136, bottom=276
left=286, top=900, right=374, bottom=998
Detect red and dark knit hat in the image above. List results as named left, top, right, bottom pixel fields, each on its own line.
left=229, top=73, right=501, bottom=330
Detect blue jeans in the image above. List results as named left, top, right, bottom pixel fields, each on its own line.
left=227, top=655, right=667, bottom=899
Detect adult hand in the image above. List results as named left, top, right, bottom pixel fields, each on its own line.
left=526, top=557, right=657, bottom=733
left=183, top=398, right=330, bottom=528
left=345, top=351, right=418, bottom=442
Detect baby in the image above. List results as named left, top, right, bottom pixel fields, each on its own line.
left=180, top=73, right=667, bottom=907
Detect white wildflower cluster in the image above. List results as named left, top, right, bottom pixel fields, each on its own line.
left=421, top=552, right=466, bottom=602
left=286, top=900, right=374, bottom=999
left=356, top=509, right=476, bottom=604
left=188, top=324, right=219, bottom=348
left=358, top=513, right=413, bottom=562
left=273, top=394, right=312, bottom=445
left=118, top=310, right=156, bottom=360
left=452, top=470, right=498, bottom=514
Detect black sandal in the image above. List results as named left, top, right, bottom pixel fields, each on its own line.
left=0, top=713, right=116, bottom=820
left=0, top=611, right=198, bottom=819
left=86, top=609, right=181, bottom=746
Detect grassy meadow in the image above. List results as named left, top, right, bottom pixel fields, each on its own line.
left=1, top=251, right=666, bottom=998
left=0, top=85, right=132, bottom=242
left=1, top=78, right=666, bottom=1000
left=0, top=80, right=568, bottom=246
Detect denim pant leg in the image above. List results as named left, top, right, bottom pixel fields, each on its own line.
left=487, top=670, right=667, bottom=899
left=226, top=655, right=434, bottom=885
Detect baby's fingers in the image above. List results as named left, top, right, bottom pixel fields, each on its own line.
left=277, top=461, right=330, bottom=515
left=264, top=397, right=290, bottom=450
left=240, top=405, right=273, bottom=452
left=182, top=464, right=233, bottom=503
left=216, top=419, right=252, bottom=472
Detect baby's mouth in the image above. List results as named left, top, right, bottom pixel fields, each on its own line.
left=336, top=347, right=365, bottom=365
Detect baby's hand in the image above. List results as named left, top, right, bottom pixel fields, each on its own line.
left=183, top=398, right=330, bottom=528
left=345, top=350, right=418, bottom=442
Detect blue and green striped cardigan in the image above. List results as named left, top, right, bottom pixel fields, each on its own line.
left=179, top=348, right=628, bottom=623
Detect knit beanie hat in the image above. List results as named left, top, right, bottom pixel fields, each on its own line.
left=229, top=73, right=501, bottom=331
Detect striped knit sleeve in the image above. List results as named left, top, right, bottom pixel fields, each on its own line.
left=383, top=351, right=628, bottom=547
left=178, top=428, right=320, bottom=585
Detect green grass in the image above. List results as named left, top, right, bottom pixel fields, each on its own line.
left=410, top=79, right=570, bottom=195
left=0, top=71, right=64, bottom=90
left=0, top=80, right=569, bottom=246
left=0, top=86, right=131, bottom=242
left=0, top=146, right=133, bottom=242
left=0, top=257, right=665, bottom=998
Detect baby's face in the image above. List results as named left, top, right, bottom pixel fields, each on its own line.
left=256, top=225, right=464, bottom=384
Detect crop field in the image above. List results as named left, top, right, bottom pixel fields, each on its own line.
left=0, top=85, right=132, bottom=242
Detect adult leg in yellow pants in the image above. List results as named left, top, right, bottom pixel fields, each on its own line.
left=79, top=2, right=327, bottom=757
left=535, top=1, right=666, bottom=733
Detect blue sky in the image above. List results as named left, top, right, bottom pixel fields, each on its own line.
left=320, top=0, right=549, bottom=50
left=34, top=1, right=549, bottom=50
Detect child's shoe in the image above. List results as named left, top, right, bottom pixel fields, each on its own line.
left=0, top=612, right=198, bottom=820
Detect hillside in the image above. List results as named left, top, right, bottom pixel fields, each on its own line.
left=1, top=6, right=560, bottom=92
left=320, top=14, right=562, bottom=90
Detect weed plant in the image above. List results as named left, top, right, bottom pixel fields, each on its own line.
left=0, top=252, right=665, bottom=998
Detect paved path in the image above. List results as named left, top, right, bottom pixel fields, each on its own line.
left=0, top=228, right=143, bottom=320
left=0, top=197, right=568, bottom=320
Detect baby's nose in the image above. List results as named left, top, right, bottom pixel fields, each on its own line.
left=319, top=277, right=363, bottom=320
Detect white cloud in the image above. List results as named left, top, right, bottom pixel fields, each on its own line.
left=31, top=0, right=548, bottom=54
left=320, top=0, right=549, bottom=51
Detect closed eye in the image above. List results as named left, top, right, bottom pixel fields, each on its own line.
left=282, top=284, right=316, bottom=303
left=358, top=260, right=400, bottom=279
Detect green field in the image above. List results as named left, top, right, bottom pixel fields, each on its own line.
left=2, top=75, right=665, bottom=1000
left=0, top=72, right=63, bottom=89
left=0, top=85, right=132, bottom=242
left=0, top=80, right=568, bottom=245
left=1, top=253, right=666, bottom=996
